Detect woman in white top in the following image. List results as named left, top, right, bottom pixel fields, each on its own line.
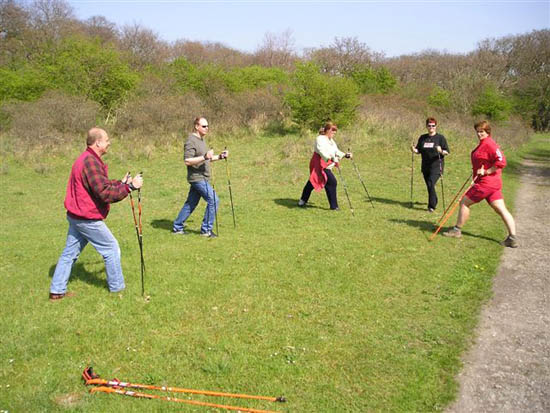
left=298, top=122, right=352, bottom=210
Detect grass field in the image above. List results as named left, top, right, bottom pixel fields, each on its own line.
left=1, top=128, right=541, bottom=412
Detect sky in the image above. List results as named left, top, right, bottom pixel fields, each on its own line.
left=66, top=0, right=550, bottom=57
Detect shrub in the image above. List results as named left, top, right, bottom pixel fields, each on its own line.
left=351, top=65, right=397, bottom=94
left=2, top=90, right=100, bottom=150
left=471, top=84, right=512, bottom=121
left=0, top=65, right=50, bottom=102
left=285, top=62, right=360, bottom=130
left=224, top=65, right=289, bottom=92
left=427, top=86, right=452, bottom=110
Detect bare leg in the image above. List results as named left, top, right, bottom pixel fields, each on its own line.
left=455, top=196, right=476, bottom=228
left=489, top=199, right=516, bottom=236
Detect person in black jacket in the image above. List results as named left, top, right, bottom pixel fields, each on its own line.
left=411, top=117, right=450, bottom=212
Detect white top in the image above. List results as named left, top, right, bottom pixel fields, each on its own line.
left=315, top=135, right=345, bottom=169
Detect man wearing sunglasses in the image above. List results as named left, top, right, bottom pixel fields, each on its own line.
left=173, top=117, right=228, bottom=238
left=411, top=117, right=450, bottom=212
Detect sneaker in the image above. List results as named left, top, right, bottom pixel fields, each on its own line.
left=442, top=227, right=462, bottom=238
left=500, top=235, right=518, bottom=248
left=298, top=199, right=306, bottom=207
left=200, top=231, right=217, bottom=238
left=172, top=228, right=187, bottom=235
left=428, top=207, right=435, bottom=213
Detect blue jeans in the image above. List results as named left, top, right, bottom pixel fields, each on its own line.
left=173, top=180, right=219, bottom=233
left=50, top=215, right=125, bottom=294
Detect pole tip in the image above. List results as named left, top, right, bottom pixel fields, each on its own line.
left=276, top=396, right=287, bottom=403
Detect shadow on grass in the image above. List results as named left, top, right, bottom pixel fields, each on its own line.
left=48, top=262, right=107, bottom=290
left=151, top=218, right=173, bottom=231
left=389, top=218, right=501, bottom=243
left=273, top=198, right=325, bottom=210
left=372, top=197, right=426, bottom=210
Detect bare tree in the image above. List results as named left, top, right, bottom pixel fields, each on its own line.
left=253, top=29, right=296, bottom=69
left=83, top=15, right=118, bottom=44
left=306, top=36, right=383, bottom=75
left=119, top=22, right=169, bottom=69
left=171, top=39, right=252, bottom=67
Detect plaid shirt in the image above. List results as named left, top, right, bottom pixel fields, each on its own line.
left=82, top=148, right=129, bottom=204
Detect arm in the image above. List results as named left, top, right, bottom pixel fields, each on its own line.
left=82, top=156, right=131, bottom=204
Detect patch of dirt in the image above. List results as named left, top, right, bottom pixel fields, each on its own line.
left=447, top=157, right=550, bottom=412
left=54, top=392, right=82, bottom=408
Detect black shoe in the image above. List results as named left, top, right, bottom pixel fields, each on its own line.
left=172, top=228, right=187, bottom=235
left=428, top=207, right=435, bottom=213
left=200, top=231, right=217, bottom=238
left=500, top=235, right=518, bottom=248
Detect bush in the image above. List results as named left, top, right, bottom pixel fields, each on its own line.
left=2, top=90, right=100, bottom=150
left=427, top=86, right=452, bottom=110
left=351, top=65, right=397, bottom=94
left=224, top=65, right=289, bottom=93
left=0, top=65, right=50, bottom=102
left=285, top=62, right=360, bottom=130
left=43, top=36, right=139, bottom=110
left=471, top=84, right=512, bottom=121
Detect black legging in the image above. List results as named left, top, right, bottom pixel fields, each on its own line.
left=422, top=161, right=443, bottom=210
left=300, top=168, right=338, bottom=209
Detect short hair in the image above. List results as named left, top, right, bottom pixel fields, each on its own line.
left=193, top=116, right=207, bottom=130
left=426, top=117, right=437, bottom=126
left=474, top=120, right=491, bottom=135
left=320, top=121, right=337, bottom=134
left=87, top=127, right=106, bottom=146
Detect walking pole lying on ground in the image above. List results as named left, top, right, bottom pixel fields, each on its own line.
left=335, top=163, right=354, bottom=216
left=438, top=152, right=446, bottom=210
left=429, top=174, right=478, bottom=241
left=83, top=367, right=285, bottom=413
left=349, top=147, right=374, bottom=208
left=435, top=173, right=474, bottom=227
left=224, top=146, right=236, bottom=228
left=410, top=143, right=415, bottom=208
left=128, top=172, right=145, bottom=296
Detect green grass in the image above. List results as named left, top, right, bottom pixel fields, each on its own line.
left=1, top=130, right=546, bottom=412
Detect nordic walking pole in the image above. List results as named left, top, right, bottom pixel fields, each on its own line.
left=210, top=155, right=219, bottom=236
left=128, top=172, right=145, bottom=296
left=83, top=367, right=286, bottom=403
left=348, top=147, right=374, bottom=208
left=335, top=163, right=354, bottom=216
left=438, top=152, right=445, bottom=210
left=436, top=173, right=473, bottom=226
left=224, top=146, right=236, bottom=228
left=410, top=142, right=415, bottom=208
left=430, top=175, right=478, bottom=241
left=90, top=386, right=280, bottom=413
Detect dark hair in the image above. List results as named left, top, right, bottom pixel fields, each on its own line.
left=320, top=121, right=337, bottom=134
left=426, top=117, right=437, bottom=126
left=474, top=120, right=491, bottom=135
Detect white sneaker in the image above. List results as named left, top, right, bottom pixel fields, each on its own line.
left=298, top=199, right=306, bottom=207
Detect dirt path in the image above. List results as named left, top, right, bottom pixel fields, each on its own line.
left=447, top=154, right=550, bottom=412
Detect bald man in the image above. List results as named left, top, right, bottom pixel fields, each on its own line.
left=49, top=128, right=143, bottom=300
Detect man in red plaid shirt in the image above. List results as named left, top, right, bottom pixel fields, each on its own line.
left=49, top=128, right=143, bottom=300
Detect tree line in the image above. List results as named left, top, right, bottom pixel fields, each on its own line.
left=1, top=0, right=548, bottom=145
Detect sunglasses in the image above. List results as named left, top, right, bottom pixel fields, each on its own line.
left=330, top=128, right=338, bottom=132
left=199, top=124, right=209, bottom=128
left=427, top=124, right=436, bottom=127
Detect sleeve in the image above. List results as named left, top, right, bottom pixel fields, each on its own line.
left=315, top=136, right=334, bottom=162
left=82, top=156, right=130, bottom=204
left=440, top=135, right=450, bottom=153
left=492, top=144, right=506, bottom=169
left=184, top=138, right=196, bottom=161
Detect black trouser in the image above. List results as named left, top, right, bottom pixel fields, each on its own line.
left=301, top=168, right=338, bottom=209
left=422, top=161, right=443, bottom=210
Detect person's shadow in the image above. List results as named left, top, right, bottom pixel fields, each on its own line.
left=48, top=262, right=107, bottom=289
left=273, top=198, right=325, bottom=210
left=372, top=197, right=425, bottom=210
left=389, top=218, right=500, bottom=243
left=151, top=218, right=201, bottom=234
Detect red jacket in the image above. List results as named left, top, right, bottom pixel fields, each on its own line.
left=64, top=148, right=130, bottom=220
left=471, top=136, right=506, bottom=189
left=309, top=152, right=338, bottom=191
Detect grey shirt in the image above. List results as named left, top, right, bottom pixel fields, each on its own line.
left=184, top=133, right=210, bottom=183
